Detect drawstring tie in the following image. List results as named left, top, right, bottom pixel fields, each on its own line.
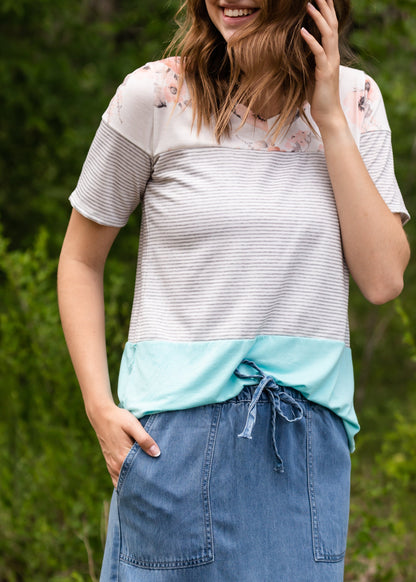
left=234, top=359, right=303, bottom=473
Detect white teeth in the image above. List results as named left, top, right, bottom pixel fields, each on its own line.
left=224, top=8, right=254, bottom=17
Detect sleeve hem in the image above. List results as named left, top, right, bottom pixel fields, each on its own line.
left=69, top=196, right=129, bottom=228
left=395, top=211, right=411, bottom=227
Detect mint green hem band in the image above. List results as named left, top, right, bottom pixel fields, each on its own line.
left=117, top=334, right=359, bottom=451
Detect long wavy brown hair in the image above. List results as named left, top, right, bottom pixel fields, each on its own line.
left=166, top=0, right=353, bottom=142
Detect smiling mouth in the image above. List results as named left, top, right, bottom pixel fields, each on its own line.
left=223, top=8, right=257, bottom=17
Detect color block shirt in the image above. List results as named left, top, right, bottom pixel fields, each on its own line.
left=70, top=58, right=410, bottom=450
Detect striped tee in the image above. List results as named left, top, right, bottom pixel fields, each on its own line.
left=70, top=58, right=410, bottom=451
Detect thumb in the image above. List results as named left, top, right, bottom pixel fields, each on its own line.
left=130, top=417, right=161, bottom=458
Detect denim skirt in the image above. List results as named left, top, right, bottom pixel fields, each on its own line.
left=100, top=363, right=351, bottom=582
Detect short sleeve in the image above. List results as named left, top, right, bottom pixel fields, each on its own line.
left=358, top=75, right=410, bottom=225
left=69, top=65, right=156, bottom=227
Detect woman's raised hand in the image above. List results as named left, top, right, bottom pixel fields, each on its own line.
left=300, top=0, right=344, bottom=130
left=299, top=2, right=409, bottom=305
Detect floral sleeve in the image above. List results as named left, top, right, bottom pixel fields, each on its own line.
left=353, top=73, right=409, bottom=224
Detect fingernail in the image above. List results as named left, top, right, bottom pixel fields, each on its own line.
left=149, top=444, right=161, bottom=457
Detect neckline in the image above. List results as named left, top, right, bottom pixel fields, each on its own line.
left=232, top=102, right=311, bottom=127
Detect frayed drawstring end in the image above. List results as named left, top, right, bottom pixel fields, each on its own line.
left=234, top=359, right=303, bottom=472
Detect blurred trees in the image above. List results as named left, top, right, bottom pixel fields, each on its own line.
left=0, top=0, right=415, bottom=580
left=0, top=0, right=176, bottom=249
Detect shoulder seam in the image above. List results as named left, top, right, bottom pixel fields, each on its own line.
left=100, top=117, right=153, bottom=159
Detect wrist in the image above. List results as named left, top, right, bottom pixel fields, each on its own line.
left=316, top=111, right=350, bottom=140
left=85, top=396, right=117, bottom=425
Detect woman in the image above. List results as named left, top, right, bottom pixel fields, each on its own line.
left=58, top=0, right=410, bottom=580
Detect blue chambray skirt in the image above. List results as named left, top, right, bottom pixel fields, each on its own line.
left=100, top=361, right=351, bottom=582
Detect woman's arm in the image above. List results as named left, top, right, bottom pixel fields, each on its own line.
left=301, top=0, right=410, bottom=304
left=317, top=121, right=408, bottom=304
left=58, top=209, right=160, bottom=487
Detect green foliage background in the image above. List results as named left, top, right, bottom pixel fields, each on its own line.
left=0, top=0, right=415, bottom=580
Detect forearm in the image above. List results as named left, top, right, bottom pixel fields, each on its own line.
left=320, top=115, right=410, bottom=304
left=301, top=1, right=410, bottom=304
left=57, top=254, right=114, bottom=419
left=58, top=247, right=160, bottom=483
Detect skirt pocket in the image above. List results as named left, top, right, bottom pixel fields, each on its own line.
left=307, top=404, right=351, bottom=563
left=116, top=405, right=221, bottom=570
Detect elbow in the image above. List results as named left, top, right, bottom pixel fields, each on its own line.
left=363, top=276, right=404, bottom=305
left=359, top=242, right=410, bottom=305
